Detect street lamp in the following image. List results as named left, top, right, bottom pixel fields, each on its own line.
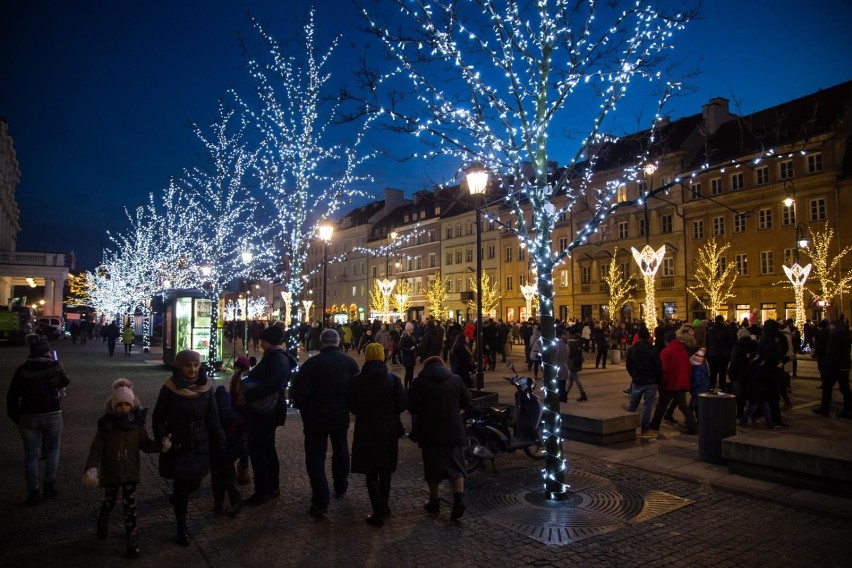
left=319, top=224, right=334, bottom=328
left=466, top=168, right=488, bottom=390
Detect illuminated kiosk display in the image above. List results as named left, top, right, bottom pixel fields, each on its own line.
left=162, top=289, right=222, bottom=368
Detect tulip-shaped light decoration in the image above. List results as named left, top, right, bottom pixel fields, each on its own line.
left=378, top=278, right=397, bottom=322
left=631, top=244, right=667, bottom=332
left=783, top=263, right=812, bottom=332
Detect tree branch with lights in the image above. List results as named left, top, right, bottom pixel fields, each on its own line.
left=803, top=222, right=852, bottom=320
left=687, top=237, right=738, bottom=318
left=602, top=250, right=636, bottom=322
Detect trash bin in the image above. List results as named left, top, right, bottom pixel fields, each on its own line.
left=697, top=392, right=737, bottom=464
left=609, top=349, right=621, bottom=365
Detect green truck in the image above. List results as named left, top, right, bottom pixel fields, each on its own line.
left=0, top=306, right=34, bottom=344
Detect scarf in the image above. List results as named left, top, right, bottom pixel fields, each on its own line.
left=98, top=407, right=147, bottom=431
left=164, top=370, right=212, bottom=398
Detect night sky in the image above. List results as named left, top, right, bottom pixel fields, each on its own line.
left=2, top=0, right=851, bottom=271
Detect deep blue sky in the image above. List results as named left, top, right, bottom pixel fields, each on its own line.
left=2, top=0, right=851, bottom=271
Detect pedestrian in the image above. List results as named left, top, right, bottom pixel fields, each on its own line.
left=82, top=379, right=161, bottom=558
left=348, top=344, right=407, bottom=527
left=757, top=319, right=791, bottom=428
left=238, top=325, right=291, bottom=505
left=6, top=334, right=70, bottom=505
left=121, top=324, right=135, bottom=356
left=400, top=322, right=418, bottom=389
left=649, top=327, right=698, bottom=434
left=688, top=347, right=710, bottom=417
left=626, top=326, right=662, bottom=436
left=102, top=321, right=120, bottom=356
left=707, top=315, right=733, bottom=392
left=560, top=329, right=587, bottom=402
left=529, top=326, right=542, bottom=379
left=593, top=323, right=610, bottom=369
left=407, top=356, right=472, bottom=520
left=151, top=349, right=225, bottom=546
left=70, top=321, right=80, bottom=344
left=448, top=333, right=475, bottom=389
left=812, top=319, right=852, bottom=418
left=374, top=323, right=390, bottom=361
left=229, top=356, right=252, bottom=485
left=291, top=329, right=359, bottom=515
left=211, top=384, right=243, bottom=516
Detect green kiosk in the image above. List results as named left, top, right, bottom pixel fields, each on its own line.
left=162, top=289, right=222, bottom=367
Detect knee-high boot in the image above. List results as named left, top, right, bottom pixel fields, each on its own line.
left=365, top=476, right=383, bottom=527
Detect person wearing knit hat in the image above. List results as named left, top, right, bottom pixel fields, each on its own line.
left=8, top=334, right=71, bottom=506
left=291, top=323, right=360, bottom=514
left=407, top=350, right=471, bottom=520
left=84, top=378, right=160, bottom=558
left=736, top=328, right=752, bottom=340
left=259, top=325, right=285, bottom=346
left=349, top=337, right=406, bottom=526
left=152, top=348, right=224, bottom=546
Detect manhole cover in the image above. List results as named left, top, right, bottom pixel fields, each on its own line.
left=466, top=468, right=692, bottom=546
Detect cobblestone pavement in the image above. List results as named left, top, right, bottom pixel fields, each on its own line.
left=1, top=340, right=850, bottom=567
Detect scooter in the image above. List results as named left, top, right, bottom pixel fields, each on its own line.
left=463, top=361, right=546, bottom=473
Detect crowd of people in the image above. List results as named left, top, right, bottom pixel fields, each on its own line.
left=7, top=311, right=851, bottom=558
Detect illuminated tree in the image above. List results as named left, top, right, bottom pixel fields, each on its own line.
left=603, top=252, right=636, bottom=322
left=369, top=280, right=386, bottom=317
left=352, top=0, right=697, bottom=499
left=65, top=272, right=93, bottom=308
left=468, top=274, right=501, bottom=319
left=687, top=238, right=738, bottom=318
left=425, top=271, right=449, bottom=320
left=804, top=222, right=852, bottom=319
left=392, top=277, right=414, bottom=315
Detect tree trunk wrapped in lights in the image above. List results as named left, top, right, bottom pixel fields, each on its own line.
left=783, top=263, right=812, bottom=331
left=687, top=238, right=738, bottom=318
left=347, top=0, right=697, bottom=500
left=603, top=250, right=636, bottom=322
left=392, top=277, right=413, bottom=316
left=426, top=271, right=449, bottom=320
left=632, top=245, right=667, bottom=332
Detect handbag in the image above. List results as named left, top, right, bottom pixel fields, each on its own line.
left=243, top=381, right=279, bottom=414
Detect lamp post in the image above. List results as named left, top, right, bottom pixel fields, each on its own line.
left=319, top=224, right=334, bottom=329
left=241, top=251, right=253, bottom=355
left=466, top=168, right=488, bottom=390
left=631, top=244, right=666, bottom=332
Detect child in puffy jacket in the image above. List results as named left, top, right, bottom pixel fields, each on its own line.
left=83, top=379, right=162, bottom=558
left=689, top=348, right=711, bottom=414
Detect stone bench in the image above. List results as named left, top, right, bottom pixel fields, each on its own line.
left=560, top=406, right=640, bottom=446
left=722, top=431, right=852, bottom=497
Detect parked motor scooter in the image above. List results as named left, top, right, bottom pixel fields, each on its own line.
left=463, top=361, right=545, bottom=473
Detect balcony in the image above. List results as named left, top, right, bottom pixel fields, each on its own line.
left=659, top=277, right=676, bottom=290
left=580, top=284, right=592, bottom=294
left=599, top=283, right=610, bottom=294
left=0, top=251, right=66, bottom=267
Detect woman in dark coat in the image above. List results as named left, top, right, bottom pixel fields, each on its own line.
left=152, top=350, right=224, bottom=546
left=449, top=334, right=475, bottom=389
left=348, top=344, right=407, bottom=527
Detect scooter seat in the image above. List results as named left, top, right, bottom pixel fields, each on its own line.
left=488, top=406, right=510, bottom=419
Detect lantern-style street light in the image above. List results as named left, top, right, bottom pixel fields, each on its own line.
left=466, top=168, right=488, bottom=390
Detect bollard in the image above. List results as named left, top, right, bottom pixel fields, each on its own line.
left=697, top=392, right=737, bottom=463
left=609, top=348, right=621, bottom=365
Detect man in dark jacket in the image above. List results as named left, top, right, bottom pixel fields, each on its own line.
left=813, top=319, right=852, bottom=418
left=102, top=321, right=120, bottom=356
left=400, top=323, right=418, bottom=389
left=240, top=324, right=290, bottom=505
left=407, top=356, right=472, bottom=520
left=291, top=329, right=359, bottom=514
left=7, top=335, right=70, bottom=505
left=757, top=319, right=789, bottom=427
left=707, top=315, right=734, bottom=392
left=625, top=327, right=662, bottom=435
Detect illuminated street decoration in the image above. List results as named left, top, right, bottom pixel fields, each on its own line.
left=632, top=245, right=667, bottom=332
left=783, top=263, right=812, bottom=332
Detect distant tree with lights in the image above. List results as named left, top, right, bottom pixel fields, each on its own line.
left=369, top=280, right=386, bottom=319
left=238, top=12, right=377, bottom=341
left=804, top=222, right=852, bottom=319
left=392, top=277, right=414, bottom=315
left=65, top=272, right=93, bottom=308
left=352, top=0, right=696, bottom=499
left=468, top=274, right=501, bottom=319
left=425, top=271, right=449, bottom=320
left=602, top=252, right=636, bottom=322
left=687, top=238, right=738, bottom=318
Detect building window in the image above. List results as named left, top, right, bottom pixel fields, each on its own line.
left=713, top=216, right=725, bottom=236
left=505, top=247, right=513, bottom=263
left=447, top=279, right=454, bottom=292
left=779, top=160, right=793, bottom=180
left=618, top=221, right=628, bottom=239
left=487, top=245, right=495, bottom=260
left=757, top=208, right=772, bottom=230
left=464, top=248, right=472, bottom=263
left=616, top=184, right=627, bottom=203
left=783, top=248, right=795, bottom=266
left=600, top=263, right=610, bottom=280
left=408, top=258, right=414, bottom=271
left=760, top=251, right=774, bottom=275
left=735, top=254, right=748, bottom=276
left=692, top=220, right=704, bottom=239
left=558, top=237, right=568, bottom=253
left=689, top=182, right=702, bottom=200
left=639, top=218, right=647, bottom=237
left=518, top=246, right=526, bottom=261
left=807, top=153, right=823, bottom=174
left=519, top=274, right=527, bottom=286
left=415, top=278, right=422, bottom=294
left=756, top=166, right=769, bottom=185
left=372, top=266, right=378, bottom=278
left=730, top=172, right=744, bottom=191
left=660, top=214, right=673, bottom=234
left=455, top=224, right=462, bottom=238
left=416, top=256, right=423, bottom=270
left=506, top=276, right=513, bottom=291
left=716, top=256, right=726, bottom=278
left=662, top=257, right=675, bottom=277
left=781, top=203, right=796, bottom=226
left=809, top=198, right=826, bottom=221
left=455, top=250, right=462, bottom=264
left=619, top=262, right=630, bottom=279
left=733, top=213, right=746, bottom=234
left=559, top=270, right=568, bottom=288
left=446, top=227, right=453, bottom=240
left=710, top=177, right=723, bottom=195
left=580, top=266, right=591, bottom=284
left=446, top=252, right=453, bottom=266
left=429, top=253, right=436, bottom=268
